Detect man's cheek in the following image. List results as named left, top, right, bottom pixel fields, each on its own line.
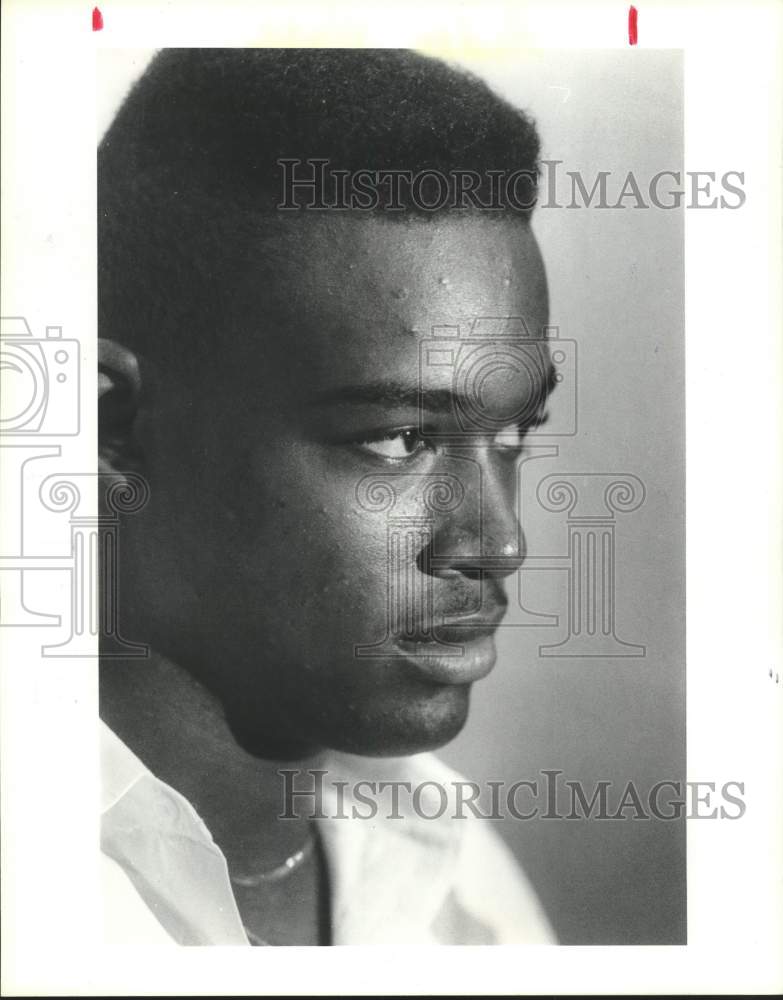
left=235, top=510, right=388, bottom=605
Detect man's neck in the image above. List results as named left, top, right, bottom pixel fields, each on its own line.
left=100, top=650, right=325, bottom=872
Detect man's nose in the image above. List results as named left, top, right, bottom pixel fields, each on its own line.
left=426, top=450, right=525, bottom=580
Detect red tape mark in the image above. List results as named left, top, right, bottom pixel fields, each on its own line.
left=92, top=7, right=103, bottom=31
left=628, top=5, right=638, bottom=45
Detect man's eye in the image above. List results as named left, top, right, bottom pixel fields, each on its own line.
left=359, top=428, right=428, bottom=460
left=492, top=422, right=527, bottom=451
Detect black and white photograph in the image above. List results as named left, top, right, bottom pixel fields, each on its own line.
left=95, top=45, right=687, bottom=948
left=1, top=0, right=781, bottom=995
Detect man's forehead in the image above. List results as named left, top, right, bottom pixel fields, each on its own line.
left=280, top=211, right=545, bottom=287
left=222, top=212, right=549, bottom=399
left=271, top=214, right=544, bottom=323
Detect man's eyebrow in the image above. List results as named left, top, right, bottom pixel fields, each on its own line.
left=309, top=364, right=558, bottom=410
left=309, top=383, right=461, bottom=410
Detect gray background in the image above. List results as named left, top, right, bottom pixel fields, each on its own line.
left=440, top=50, right=686, bottom=945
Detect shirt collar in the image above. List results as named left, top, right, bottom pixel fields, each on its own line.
left=314, top=753, right=462, bottom=944
left=101, top=721, right=466, bottom=945
left=100, top=719, right=148, bottom=813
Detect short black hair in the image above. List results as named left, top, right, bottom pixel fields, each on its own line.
left=99, top=48, right=541, bottom=361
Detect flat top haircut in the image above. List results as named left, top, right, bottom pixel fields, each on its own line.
left=98, top=48, right=541, bottom=365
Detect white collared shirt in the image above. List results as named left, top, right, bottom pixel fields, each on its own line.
left=100, top=721, right=556, bottom=945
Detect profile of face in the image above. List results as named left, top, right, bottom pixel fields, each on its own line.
left=104, top=213, right=549, bottom=759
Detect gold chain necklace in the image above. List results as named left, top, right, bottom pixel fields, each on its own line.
left=229, top=828, right=316, bottom=888
left=230, top=828, right=319, bottom=946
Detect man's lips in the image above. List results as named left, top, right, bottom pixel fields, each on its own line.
left=410, top=621, right=503, bottom=645
left=400, top=600, right=509, bottom=644
left=392, top=606, right=507, bottom=685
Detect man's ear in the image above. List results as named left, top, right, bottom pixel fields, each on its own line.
left=99, top=338, right=144, bottom=475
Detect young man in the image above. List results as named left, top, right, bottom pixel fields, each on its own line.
left=98, top=48, right=557, bottom=945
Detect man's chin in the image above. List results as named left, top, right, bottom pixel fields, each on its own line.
left=323, top=683, right=472, bottom=758
left=223, top=676, right=472, bottom=760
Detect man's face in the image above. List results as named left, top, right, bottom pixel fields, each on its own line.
left=129, top=214, right=549, bottom=757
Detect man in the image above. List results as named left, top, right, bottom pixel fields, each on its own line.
left=98, top=48, right=557, bottom=945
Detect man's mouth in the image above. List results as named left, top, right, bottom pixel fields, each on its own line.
left=393, top=607, right=507, bottom=685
